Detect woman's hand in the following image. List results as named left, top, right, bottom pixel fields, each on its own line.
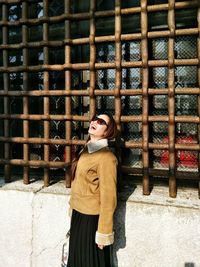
left=98, top=244, right=104, bottom=250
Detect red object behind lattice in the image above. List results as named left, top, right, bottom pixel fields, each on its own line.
left=160, top=136, right=198, bottom=169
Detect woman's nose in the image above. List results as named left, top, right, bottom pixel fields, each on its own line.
left=91, top=120, right=97, bottom=125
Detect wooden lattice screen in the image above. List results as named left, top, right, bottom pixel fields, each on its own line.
left=0, top=0, right=199, bottom=198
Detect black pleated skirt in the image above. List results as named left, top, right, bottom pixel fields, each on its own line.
left=67, top=209, right=111, bottom=267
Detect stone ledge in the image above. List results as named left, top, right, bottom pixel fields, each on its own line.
left=119, top=185, right=200, bottom=210
left=0, top=178, right=199, bottom=209
left=0, top=179, right=44, bottom=193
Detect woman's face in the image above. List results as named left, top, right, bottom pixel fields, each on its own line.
left=88, top=114, right=110, bottom=140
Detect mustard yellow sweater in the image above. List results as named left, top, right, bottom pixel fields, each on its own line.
left=69, top=142, right=117, bottom=246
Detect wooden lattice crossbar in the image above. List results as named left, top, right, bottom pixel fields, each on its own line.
left=0, top=0, right=199, bottom=198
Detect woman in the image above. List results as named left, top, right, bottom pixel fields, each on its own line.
left=67, top=113, right=118, bottom=267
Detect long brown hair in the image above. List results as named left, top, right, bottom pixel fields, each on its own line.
left=70, top=113, right=117, bottom=181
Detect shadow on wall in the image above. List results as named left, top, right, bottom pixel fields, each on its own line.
left=185, top=263, right=195, bottom=267
left=111, top=132, right=137, bottom=267
left=112, top=178, right=137, bottom=267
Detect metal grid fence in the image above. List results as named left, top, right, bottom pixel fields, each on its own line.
left=0, top=0, right=199, bottom=198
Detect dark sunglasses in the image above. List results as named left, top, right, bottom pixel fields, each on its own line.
left=91, top=116, right=108, bottom=126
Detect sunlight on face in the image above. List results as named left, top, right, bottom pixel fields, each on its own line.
left=88, top=114, right=110, bottom=141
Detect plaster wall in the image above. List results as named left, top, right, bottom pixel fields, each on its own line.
left=0, top=180, right=199, bottom=267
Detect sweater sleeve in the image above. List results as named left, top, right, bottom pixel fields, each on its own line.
left=95, top=152, right=117, bottom=246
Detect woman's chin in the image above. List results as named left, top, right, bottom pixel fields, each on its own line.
left=88, top=128, right=95, bottom=135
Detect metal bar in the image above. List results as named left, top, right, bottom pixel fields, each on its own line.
left=2, top=4, right=11, bottom=182
left=73, top=28, right=199, bottom=43
left=197, top=6, right=200, bottom=198
left=0, top=114, right=91, bottom=120
left=43, top=0, right=50, bottom=187
left=0, top=161, right=198, bottom=181
left=0, top=87, right=199, bottom=97
left=114, top=0, right=122, bottom=128
left=0, top=137, right=199, bottom=151
left=0, top=0, right=197, bottom=23
left=0, top=159, right=68, bottom=168
left=64, top=0, right=72, bottom=188
left=149, top=88, right=200, bottom=95
left=121, top=166, right=199, bottom=180
left=0, top=58, right=198, bottom=73
left=0, top=156, right=199, bottom=182
left=0, top=41, right=67, bottom=49
left=168, top=0, right=176, bottom=197
left=89, top=0, right=96, bottom=119
left=0, top=0, right=42, bottom=4
left=0, top=114, right=199, bottom=123
left=67, top=28, right=200, bottom=43
left=0, top=137, right=87, bottom=145
left=141, top=0, right=150, bottom=195
left=8, top=160, right=195, bottom=179
left=0, top=90, right=90, bottom=96
left=0, top=28, right=198, bottom=50
left=114, top=0, right=123, bottom=187
left=22, top=1, right=29, bottom=184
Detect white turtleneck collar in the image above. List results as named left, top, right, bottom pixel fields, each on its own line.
left=87, top=139, right=108, bottom=154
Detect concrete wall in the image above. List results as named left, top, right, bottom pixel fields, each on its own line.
left=0, top=179, right=199, bottom=267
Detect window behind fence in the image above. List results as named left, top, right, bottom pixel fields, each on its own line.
left=0, top=0, right=199, bottom=198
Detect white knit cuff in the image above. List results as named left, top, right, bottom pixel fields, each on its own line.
left=95, top=231, right=114, bottom=246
